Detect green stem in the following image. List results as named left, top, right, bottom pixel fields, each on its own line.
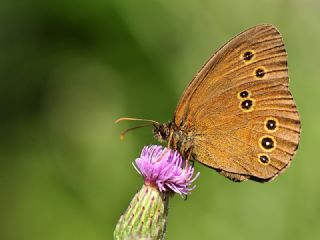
left=114, top=184, right=170, bottom=240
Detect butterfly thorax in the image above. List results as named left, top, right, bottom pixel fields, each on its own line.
left=153, top=122, right=194, bottom=159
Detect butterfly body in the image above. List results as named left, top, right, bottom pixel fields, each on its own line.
left=122, top=24, right=301, bottom=183
left=153, top=122, right=194, bottom=159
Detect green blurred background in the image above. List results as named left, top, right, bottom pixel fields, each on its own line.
left=0, top=0, right=319, bottom=239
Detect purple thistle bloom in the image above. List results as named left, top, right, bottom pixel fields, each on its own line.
left=133, top=145, right=200, bottom=196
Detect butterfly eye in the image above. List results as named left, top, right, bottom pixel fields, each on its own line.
left=255, top=68, right=266, bottom=78
left=153, top=124, right=170, bottom=141
left=258, top=154, right=270, bottom=165
left=160, top=130, right=167, bottom=139
left=259, top=136, right=276, bottom=152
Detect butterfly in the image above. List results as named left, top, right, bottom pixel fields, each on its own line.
left=117, top=24, right=301, bottom=182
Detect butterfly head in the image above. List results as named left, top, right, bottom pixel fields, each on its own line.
left=153, top=123, right=171, bottom=142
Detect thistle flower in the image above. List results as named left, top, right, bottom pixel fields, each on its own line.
left=134, top=145, right=199, bottom=196
left=114, top=145, right=199, bottom=240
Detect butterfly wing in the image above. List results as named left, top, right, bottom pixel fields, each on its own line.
left=173, top=24, right=300, bottom=182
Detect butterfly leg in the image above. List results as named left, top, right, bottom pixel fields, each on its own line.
left=167, top=130, right=174, bottom=149
left=185, top=147, right=193, bottom=170
left=158, top=148, right=170, bottom=163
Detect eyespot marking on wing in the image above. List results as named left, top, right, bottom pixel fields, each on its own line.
left=242, top=50, right=255, bottom=62
left=259, top=135, right=276, bottom=152
left=239, top=98, right=255, bottom=112
left=237, top=90, right=252, bottom=99
left=264, top=117, right=279, bottom=133
left=255, top=68, right=266, bottom=78
left=258, top=153, right=270, bottom=165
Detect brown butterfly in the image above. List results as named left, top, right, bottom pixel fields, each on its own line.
left=117, top=24, right=301, bottom=182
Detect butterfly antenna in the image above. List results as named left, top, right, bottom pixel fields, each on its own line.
left=115, top=117, right=159, bottom=125
left=119, top=124, right=153, bottom=140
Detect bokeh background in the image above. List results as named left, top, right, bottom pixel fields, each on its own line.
left=0, top=0, right=319, bottom=239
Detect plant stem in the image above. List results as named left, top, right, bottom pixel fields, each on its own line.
left=114, top=184, right=170, bottom=240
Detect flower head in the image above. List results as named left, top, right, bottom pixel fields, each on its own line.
left=133, top=145, right=200, bottom=196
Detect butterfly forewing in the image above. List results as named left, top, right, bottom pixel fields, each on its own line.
left=173, top=24, right=300, bottom=182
